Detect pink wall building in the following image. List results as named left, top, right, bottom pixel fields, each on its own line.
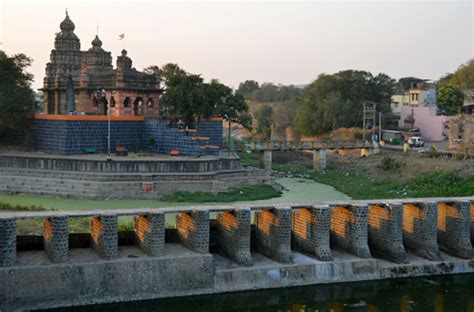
left=399, top=106, right=454, bottom=141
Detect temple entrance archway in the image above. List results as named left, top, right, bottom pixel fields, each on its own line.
left=98, top=98, right=108, bottom=115
left=133, top=97, right=143, bottom=116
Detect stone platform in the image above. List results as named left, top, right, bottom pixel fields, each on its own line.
left=0, top=152, right=272, bottom=198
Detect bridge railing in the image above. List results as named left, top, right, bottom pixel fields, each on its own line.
left=237, top=139, right=371, bottom=152
left=1, top=196, right=472, bottom=266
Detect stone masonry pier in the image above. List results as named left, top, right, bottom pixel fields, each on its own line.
left=1, top=196, right=474, bottom=310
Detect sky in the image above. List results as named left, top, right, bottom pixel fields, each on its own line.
left=1, top=0, right=473, bottom=90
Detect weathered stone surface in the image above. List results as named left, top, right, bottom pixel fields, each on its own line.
left=255, top=207, right=292, bottom=263
left=437, top=200, right=473, bottom=259
left=368, top=203, right=407, bottom=263
left=292, top=205, right=332, bottom=260
left=470, top=200, right=474, bottom=245
left=330, top=204, right=371, bottom=258
left=403, top=202, right=441, bottom=261
left=176, top=210, right=209, bottom=253
left=0, top=218, right=16, bottom=267
left=90, top=215, right=118, bottom=259
left=134, top=213, right=165, bottom=256
left=44, top=216, right=69, bottom=262
left=216, top=208, right=252, bottom=266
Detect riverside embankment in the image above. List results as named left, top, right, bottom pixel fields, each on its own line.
left=1, top=196, right=474, bottom=310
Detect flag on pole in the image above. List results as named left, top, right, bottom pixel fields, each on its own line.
left=119, top=33, right=125, bottom=40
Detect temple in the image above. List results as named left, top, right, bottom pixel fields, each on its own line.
left=41, top=11, right=161, bottom=117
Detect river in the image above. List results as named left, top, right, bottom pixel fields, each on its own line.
left=0, top=177, right=350, bottom=211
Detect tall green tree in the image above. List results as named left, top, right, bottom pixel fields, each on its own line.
left=437, top=84, right=464, bottom=115
left=295, top=70, right=395, bottom=136
left=449, top=59, right=474, bottom=89
left=236, top=80, right=259, bottom=99
left=255, top=104, right=273, bottom=140
left=0, top=51, right=35, bottom=134
left=160, top=67, right=252, bottom=129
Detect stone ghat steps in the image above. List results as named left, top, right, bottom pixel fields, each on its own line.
left=0, top=170, right=273, bottom=199
left=0, top=167, right=256, bottom=182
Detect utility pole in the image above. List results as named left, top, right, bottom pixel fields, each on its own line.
left=363, top=102, right=376, bottom=142
left=378, top=111, right=382, bottom=143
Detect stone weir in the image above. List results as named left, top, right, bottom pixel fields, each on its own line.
left=0, top=153, right=271, bottom=199
left=1, top=196, right=474, bottom=311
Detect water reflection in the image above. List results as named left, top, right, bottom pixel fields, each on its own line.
left=43, top=274, right=474, bottom=312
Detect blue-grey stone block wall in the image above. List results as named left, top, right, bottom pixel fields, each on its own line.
left=28, top=118, right=223, bottom=156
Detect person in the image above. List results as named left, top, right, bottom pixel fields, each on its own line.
left=185, top=126, right=189, bottom=136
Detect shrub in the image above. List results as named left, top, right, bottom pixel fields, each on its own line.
left=378, top=156, right=402, bottom=173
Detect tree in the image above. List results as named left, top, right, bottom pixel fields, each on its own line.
left=236, top=80, right=259, bottom=99
left=255, top=104, right=273, bottom=140
left=160, top=67, right=252, bottom=129
left=160, top=73, right=206, bottom=125
left=160, top=63, right=186, bottom=88
left=437, top=84, right=464, bottom=115
left=449, top=59, right=474, bottom=89
left=0, top=50, right=35, bottom=134
left=295, top=70, right=395, bottom=136
left=398, top=77, right=424, bottom=90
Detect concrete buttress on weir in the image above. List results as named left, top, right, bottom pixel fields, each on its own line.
left=1, top=196, right=474, bottom=310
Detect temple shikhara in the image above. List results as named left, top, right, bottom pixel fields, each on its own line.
left=41, top=11, right=161, bottom=117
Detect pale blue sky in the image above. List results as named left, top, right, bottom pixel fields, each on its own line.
left=1, top=0, right=472, bottom=89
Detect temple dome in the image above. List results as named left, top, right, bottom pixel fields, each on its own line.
left=91, top=35, right=102, bottom=48
left=60, top=11, right=75, bottom=32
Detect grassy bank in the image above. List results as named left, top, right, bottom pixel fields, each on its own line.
left=166, top=184, right=281, bottom=203
left=273, top=163, right=474, bottom=199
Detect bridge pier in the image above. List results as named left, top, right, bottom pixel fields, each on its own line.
left=44, top=216, right=69, bottom=263
left=368, top=203, right=407, bottom=263
left=312, top=150, right=327, bottom=171
left=90, top=215, right=118, bottom=259
left=330, top=204, right=371, bottom=258
left=216, top=208, right=252, bottom=266
left=292, top=205, right=332, bottom=261
left=437, top=200, right=473, bottom=259
left=402, top=202, right=441, bottom=261
left=0, top=218, right=16, bottom=267
left=255, top=206, right=292, bottom=263
left=176, top=210, right=209, bottom=253
left=134, top=213, right=165, bottom=256
left=259, top=150, right=272, bottom=174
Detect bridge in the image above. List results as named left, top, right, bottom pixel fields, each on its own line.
left=1, top=196, right=473, bottom=310
left=231, top=139, right=380, bottom=171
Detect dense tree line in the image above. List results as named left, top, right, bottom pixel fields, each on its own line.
left=237, top=80, right=304, bottom=102
left=295, top=70, right=396, bottom=136
left=0, top=50, right=35, bottom=135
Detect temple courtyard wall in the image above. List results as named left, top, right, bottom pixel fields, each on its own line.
left=3, top=115, right=223, bottom=157
left=0, top=197, right=474, bottom=311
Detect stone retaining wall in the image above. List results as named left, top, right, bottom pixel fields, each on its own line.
left=1, top=196, right=473, bottom=310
